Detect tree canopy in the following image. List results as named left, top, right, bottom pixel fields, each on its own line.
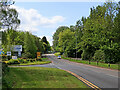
left=53, top=1, right=120, bottom=63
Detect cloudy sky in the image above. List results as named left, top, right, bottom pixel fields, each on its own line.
left=10, top=0, right=118, bottom=45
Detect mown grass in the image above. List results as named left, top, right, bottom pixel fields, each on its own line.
left=69, top=59, right=119, bottom=70
left=3, top=67, right=89, bottom=88
left=55, top=53, right=119, bottom=70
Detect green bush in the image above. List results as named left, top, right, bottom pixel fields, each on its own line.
left=81, top=50, right=93, bottom=60
left=17, top=58, right=25, bottom=63
left=23, top=59, right=28, bottom=63
left=81, top=45, right=95, bottom=60
left=93, top=50, right=105, bottom=62
left=36, top=58, right=42, bottom=61
left=8, top=59, right=20, bottom=65
left=22, top=52, right=32, bottom=58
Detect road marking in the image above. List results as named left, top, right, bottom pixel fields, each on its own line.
left=64, top=70, right=101, bottom=90
left=51, top=57, right=101, bottom=89
left=52, top=63, right=101, bottom=90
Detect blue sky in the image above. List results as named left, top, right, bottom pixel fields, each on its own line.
left=12, top=2, right=106, bottom=45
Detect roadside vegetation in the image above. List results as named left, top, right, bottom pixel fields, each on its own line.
left=3, top=58, right=51, bottom=66
left=55, top=53, right=119, bottom=70
left=53, top=1, right=120, bottom=66
left=3, top=67, right=89, bottom=88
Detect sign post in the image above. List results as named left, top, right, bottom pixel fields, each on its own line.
left=37, top=52, right=41, bottom=59
left=7, top=51, right=11, bottom=56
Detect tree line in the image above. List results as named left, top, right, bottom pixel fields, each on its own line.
left=53, top=1, right=120, bottom=64
left=0, top=1, right=51, bottom=58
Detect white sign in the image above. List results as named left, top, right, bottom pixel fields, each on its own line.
left=7, top=51, right=11, bottom=56
left=12, top=56, right=17, bottom=59
left=12, top=45, right=22, bottom=52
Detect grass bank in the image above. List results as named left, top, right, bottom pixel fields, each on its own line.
left=69, top=59, right=119, bottom=70
left=3, top=67, right=89, bottom=88
left=55, top=53, right=119, bottom=70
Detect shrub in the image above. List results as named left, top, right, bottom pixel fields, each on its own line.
left=81, top=50, right=93, bottom=60
left=22, top=52, right=32, bottom=58
left=93, top=49, right=105, bottom=62
left=23, top=59, right=28, bottom=63
left=18, top=58, right=25, bottom=63
left=36, top=58, right=42, bottom=61
left=8, top=59, right=20, bottom=65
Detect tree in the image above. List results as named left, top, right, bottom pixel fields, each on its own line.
left=58, top=29, right=75, bottom=56
left=53, top=26, right=69, bottom=51
left=0, top=1, right=20, bottom=30
left=41, top=36, right=51, bottom=53
left=23, top=32, right=37, bottom=58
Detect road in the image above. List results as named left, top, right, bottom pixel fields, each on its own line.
left=46, top=54, right=119, bottom=89
left=13, top=54, right=119, bottom=89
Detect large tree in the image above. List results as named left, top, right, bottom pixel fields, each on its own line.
left=53, top=26, right=69, bottom=51
left=23, top=32, right=37, bottom=58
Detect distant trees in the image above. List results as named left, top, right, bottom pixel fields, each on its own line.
left=53, top=1, right=120, bottom=63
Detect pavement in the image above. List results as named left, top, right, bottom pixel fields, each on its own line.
left=11, top=54, right=120, bottom=89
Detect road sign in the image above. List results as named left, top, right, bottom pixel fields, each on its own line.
left=11, top=45, right=22, bottom=52
left=0, top=51, right=4, bottom=55
left=12, top=56, right=17, bottom=59
left=37, top=52, right=41, bottom=58
left=7, top=51, right=11, bottom=56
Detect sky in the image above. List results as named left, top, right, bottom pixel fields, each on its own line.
left=9, top=0, right=118, bottom=46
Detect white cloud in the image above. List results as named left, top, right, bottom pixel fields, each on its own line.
left=10, top=5, right=65, bottom=32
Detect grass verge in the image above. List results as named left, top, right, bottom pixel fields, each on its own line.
left=3, top=67, right=89, bottom=88
left=69, top=59, right=119, bottom=70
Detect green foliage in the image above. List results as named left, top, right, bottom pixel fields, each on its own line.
left=0, top=6, right=20, bottom=30
left=41, top=36, right=51, bottom=53
left=8, top=59, right=20, bottom=65
left=58, top=29, right=75, bottom=56
left=53, top=1, right=120, bottom=63
left=17, top=58, right=26, bottom=63
left=53, top=26, right=69, bottom=51
left=22, top=52, right=32, bottom=59
left=93, top=50, right=105, bottom=62
left=24, top=32, right=37, bottom=58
